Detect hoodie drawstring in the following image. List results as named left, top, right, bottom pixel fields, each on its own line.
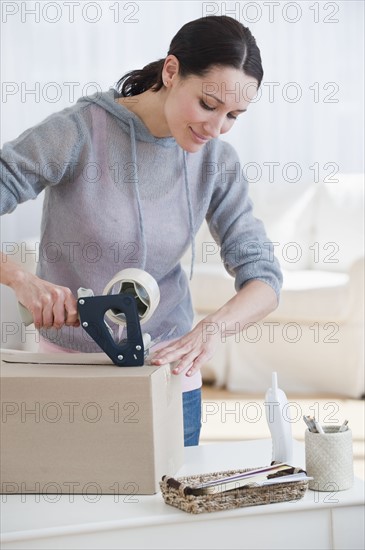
left=128, top=119, right=195, bottom=280
left=183, top=150, right=195, bottom=280
left=128, top=119, right=147, bottom=270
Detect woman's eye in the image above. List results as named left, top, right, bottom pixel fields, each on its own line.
left=200, top=99, right=215, bottom=111
left=200, top=99, right=238, bottom=121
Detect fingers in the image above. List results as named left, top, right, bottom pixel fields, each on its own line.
left=30, top=292, right=57, bottom=329
left=151, top=329, right=216, bottom=377
left=184, top=351, right=209, bottom=377
left=53, top=287, right=79, bottom=328
left=64, top=291, right=79, bottom=327
left=153, top=342, right=190, bottom=365
left=42, top=295, right=56, bottom=328
left=171, top=349, right=210, bottom=377
left=52, top=289, right=67, bottom=329
left=31, top=301, right=44, bottom=330
left=24, top=280, right=79, bottom=329
left=171, top=350, right=197, bottom=375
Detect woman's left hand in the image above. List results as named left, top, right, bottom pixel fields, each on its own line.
left=150, top=320, right=221, bottom=377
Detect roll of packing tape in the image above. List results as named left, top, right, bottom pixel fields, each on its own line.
left=102, top=268, right=160, bottom=325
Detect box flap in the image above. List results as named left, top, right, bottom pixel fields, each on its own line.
left=1, top=350, right=112, bottom=365
left=0, top=350, right=162, bottom=378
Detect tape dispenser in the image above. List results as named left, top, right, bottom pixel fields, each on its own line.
left=77, top=268, right=160, bottom=366
left=18, top=268, right=161, bottom=367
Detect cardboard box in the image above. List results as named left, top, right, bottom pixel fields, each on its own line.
left=0, top=351, right=184, bottom=495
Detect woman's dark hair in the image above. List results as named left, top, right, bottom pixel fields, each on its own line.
left=116, top=15, right=263, bottom=96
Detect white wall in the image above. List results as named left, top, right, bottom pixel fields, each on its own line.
left=1, top=0, right=364, bottom=242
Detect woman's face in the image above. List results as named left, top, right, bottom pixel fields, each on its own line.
left=163, top=59, right=258, bottom=152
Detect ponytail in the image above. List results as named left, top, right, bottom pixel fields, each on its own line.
left=116, top=16, right=263, bottom=97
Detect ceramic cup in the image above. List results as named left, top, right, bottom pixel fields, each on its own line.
left=305, top=425, right=354, bottom=491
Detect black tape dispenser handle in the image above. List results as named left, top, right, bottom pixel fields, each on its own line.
left=77, top=293, right=145, bottom=366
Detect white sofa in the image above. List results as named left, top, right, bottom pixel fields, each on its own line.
left=185, top=174, right=365, bottom=398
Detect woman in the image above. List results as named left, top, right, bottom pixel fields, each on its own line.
left=0, top=15, right=282, bottom=446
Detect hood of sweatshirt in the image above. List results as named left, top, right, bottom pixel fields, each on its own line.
left=80, top=88, right=178, bottom=147
left=77, top=88, right=195, bottom=278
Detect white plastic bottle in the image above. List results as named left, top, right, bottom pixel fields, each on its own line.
left=264, top=372, right=293, bottom=464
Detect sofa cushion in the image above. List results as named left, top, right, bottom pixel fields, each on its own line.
left=187, top=263, right=235, bottom=313
left=247, top=182, right=317, bottom=271
left=268, top=269, right=351, bottom=323
left=312, top=174, right=364, bottom=272
left=188, top=263, right=351, bottom=323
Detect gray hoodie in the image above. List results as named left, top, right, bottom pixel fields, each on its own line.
left=0, top=88, right=282, bottom=352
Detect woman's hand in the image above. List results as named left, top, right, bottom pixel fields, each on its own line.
left=11, top=270, right=79, bottom=329
left=150, top=320, right=221, bottom=377
left=150, top=280, right=279, bottom=376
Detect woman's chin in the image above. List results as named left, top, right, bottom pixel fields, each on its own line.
left=177, top=135, right=206, bottom=153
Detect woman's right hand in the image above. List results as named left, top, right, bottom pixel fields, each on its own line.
left=11, top=270, right=80, bottom=330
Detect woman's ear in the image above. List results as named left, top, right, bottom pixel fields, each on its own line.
left=163, top=55, right=180, bottom=86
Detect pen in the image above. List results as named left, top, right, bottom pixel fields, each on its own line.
left=314, top=420, right=325, bottom=434
left=303, top=415, right=314, bottom=431
left=338, top=419, right=349, bottom=432
left=303, top=415, right=319, bottom=433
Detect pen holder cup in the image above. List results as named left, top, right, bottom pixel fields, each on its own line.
left=305, top=426, right=354, bottom=491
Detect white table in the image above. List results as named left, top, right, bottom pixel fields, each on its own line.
left=1, top=439, right=364, bottom=550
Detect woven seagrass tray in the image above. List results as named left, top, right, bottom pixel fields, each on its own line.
left=160, top=467, right=309, bottom=514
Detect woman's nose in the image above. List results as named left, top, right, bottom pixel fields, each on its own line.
left=203, top=114, right=225, bottom=138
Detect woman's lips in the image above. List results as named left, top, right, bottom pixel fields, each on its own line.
left=189, top=127, right=209, bottom=143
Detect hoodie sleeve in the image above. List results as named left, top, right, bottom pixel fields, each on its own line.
left=206, top=141, right=283, bottom=300
left=0, top=105, right=86, bottom=215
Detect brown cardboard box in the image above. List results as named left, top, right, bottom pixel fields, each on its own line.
left=0, top=351, right=184, bottom=495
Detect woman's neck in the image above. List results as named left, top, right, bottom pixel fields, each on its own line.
left=117, top=90, right=171, bottom=138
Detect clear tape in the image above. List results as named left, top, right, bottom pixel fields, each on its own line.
left=102, top=268, right=160, bottom=326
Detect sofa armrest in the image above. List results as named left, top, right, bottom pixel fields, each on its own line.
left=348, top=257, right=365, bottom=322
